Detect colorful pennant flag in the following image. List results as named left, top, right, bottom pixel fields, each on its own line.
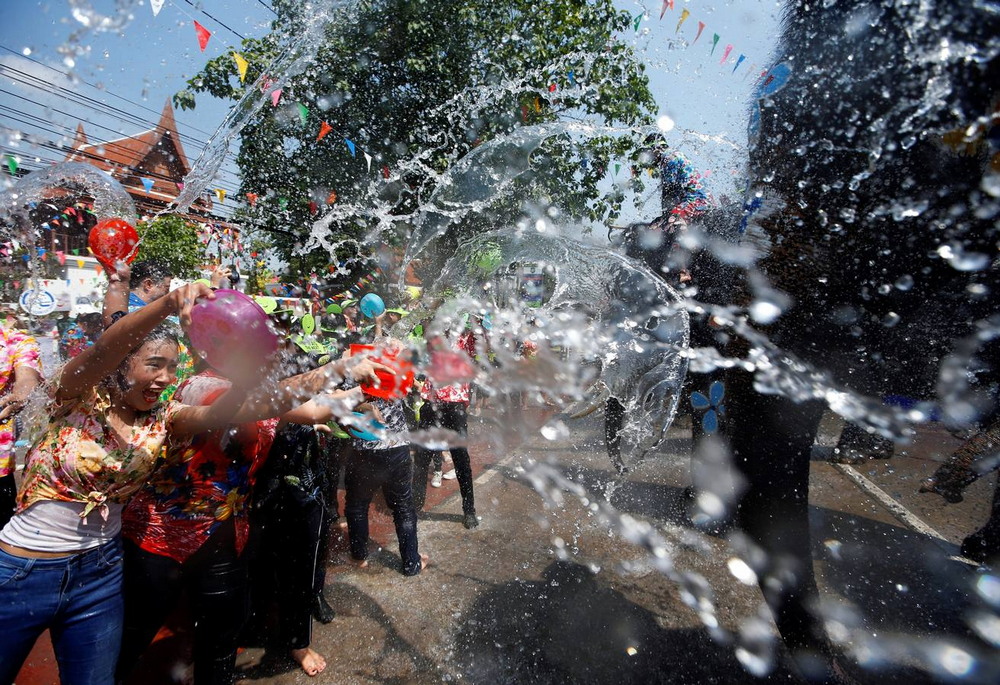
left=694, top=21, right=706, bottom=44
left=326, top=190, right=337, bottom=204
left=633, top=13, right=643, bottom=32
left=344, top=139, right=356, bottom=157
left=141, top=177, right=154, bottom=192
left=733, top=54, right=746, bottom=73
left=5, top=155, right=17, bottom=176
left=151, top=0, right=164, bottom=16
left=297, top=103, right=309, bottom=125
left=660, top=1, right=673, bottom=20
left=711, top=33, right=720, bottom=55
left=233, top=52, right=249, bottom=83
left=363, top=152, right=373, bottom=171
left=214, top=188, right=227, bottom=203
left=720, top=44, right=733, bottom=65
left=271, top=88, right=282, bottom=106
left=675, top=9, right=690, bottom=33
left=193, top=21, right=211, bottom=52
left=317, top=121, right=333, bottom=142
left=246, top=192, right=258, bottom=206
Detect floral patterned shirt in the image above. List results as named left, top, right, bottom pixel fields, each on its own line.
left=16, top=386, right=178, bottom=519
left=122, top=372, right=278, bottom=563
left=420, top=331, right=477, bottom=405
left=0, top=326, right=43, bottom=478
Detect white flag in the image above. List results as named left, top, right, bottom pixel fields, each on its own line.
left=151, top=0, right=165, bottom=17
left=364, top=152, right=373, bottom=172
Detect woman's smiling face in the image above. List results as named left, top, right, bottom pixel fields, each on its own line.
left=122, top=340, right=179, bottom=411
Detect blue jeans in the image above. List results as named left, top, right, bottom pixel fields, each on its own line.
left=0, top=537, right=124, bottom=685
left=345, top=445, right=421, bottom=575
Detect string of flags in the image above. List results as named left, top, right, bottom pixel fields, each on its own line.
left=635, top=1, right=763, bottom=80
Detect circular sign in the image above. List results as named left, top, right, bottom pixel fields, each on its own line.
left=19, top=289, right=57, bottom=316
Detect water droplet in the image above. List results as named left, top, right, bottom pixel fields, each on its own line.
left=749, top=300, right=782, bottom=324
left=727, top=557, right=758, bottom=585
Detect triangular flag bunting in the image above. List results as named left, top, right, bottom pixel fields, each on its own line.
left=363, top=152, right=372, bottom=171
left=633, top=13, right=643, bottom=32
left=193, top=21, right=211, bottom=52
left=344, top=139, right=356, bottom=157
left=5, top=155, right=17, bottom=176
left=720, top=44, right=733, bottom=65
left=326, top=190, right=337, bottom=204
left=733, top=54, right=747, bottom=73
left=214, top=188, right=227, bottom=203
left=317, top=121, right=333, bottom=142
left=297, top=103, right=309, bottom=125
left=694, top=21, right=706, bottom=44
left=233, top=52, right=249, bottom=83
left=141, top=177, right=154, bottom=192
left=151, top=0, right=164, bottom=16
left=675, top=9, right=690, bottom=33
left=659, top=1, right=673, bottom=20
left=308, top=201, right=318, bottom=214
left=246, top=192, right=258, bottom=206
left=710, top=34, right=720, bottom=55
left=271, top=88, right=282, bottom=106
left=177, top=181, right=185, bottom=191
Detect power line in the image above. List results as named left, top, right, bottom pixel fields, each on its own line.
left=0, top=44, right=219, bottom=141
left=179, top=0, right=247, bottom=42
left=254, top=0, right=278, bottom=16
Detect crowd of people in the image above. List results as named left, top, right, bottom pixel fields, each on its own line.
left=0, top=258, right=487, bottom=685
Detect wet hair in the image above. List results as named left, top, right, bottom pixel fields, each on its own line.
left=103, top=322, right=180, bottom=399
left=129, top=260, right=174, bottom=289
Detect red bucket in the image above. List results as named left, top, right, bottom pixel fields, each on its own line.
left=350, top=343, right=415, bottom=400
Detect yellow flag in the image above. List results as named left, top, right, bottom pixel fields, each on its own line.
left=215, top=188, right=227, bottom=203
left=233, top=52, right=249, bottom=83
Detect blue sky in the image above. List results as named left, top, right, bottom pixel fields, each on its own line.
left=0, top=0, right=781, bottom=221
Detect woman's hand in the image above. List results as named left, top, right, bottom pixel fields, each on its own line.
left=169, top=282, right=215, bottom=328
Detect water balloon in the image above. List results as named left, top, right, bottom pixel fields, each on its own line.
left=186, top=289, right=278, bottom=378
left=359, top=293, right=385, bottom=319
left=88, top=218, right=139, bottom=269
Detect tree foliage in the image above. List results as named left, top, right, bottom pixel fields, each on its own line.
left=134, top=214, right=206, bottom=279
left=177, top=0, right=656, bottom=279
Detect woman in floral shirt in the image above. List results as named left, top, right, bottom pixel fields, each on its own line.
left=0, top=282, right=253, bottom=685
left=0, top=323, right=42, bottom=529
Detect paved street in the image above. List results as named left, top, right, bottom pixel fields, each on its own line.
left=18, top=404, right=998, bottom=684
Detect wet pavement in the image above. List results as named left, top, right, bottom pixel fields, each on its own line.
left=16, top=403, right=997, bottom=684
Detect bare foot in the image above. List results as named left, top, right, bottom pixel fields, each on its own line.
left=350, top=557, right=369, bottom=569
left=420, top=553, right=429, bottom=570
left=291, top=647, right=327, bottom=677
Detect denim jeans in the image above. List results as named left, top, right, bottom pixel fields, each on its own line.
left=344, top=445, right=421, bottom=575
left=0, top=537, right=124, bottom=685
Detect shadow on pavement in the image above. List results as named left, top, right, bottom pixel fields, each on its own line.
left=451, top=559, right=801, bottom=684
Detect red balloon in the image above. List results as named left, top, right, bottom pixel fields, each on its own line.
left=88, top=218, right=139, bottom=268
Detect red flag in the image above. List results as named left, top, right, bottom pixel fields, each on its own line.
left=548, top=83, right=556, bottom=92
left=317, top=121, right=333, bottom=142
left=326, top=190, right=337, bottom=204
left=246, top=192, right=258, bottom=206
left=382, top=166, right=390, bottom=179
left=660, top=1, right=673, bottom=20
left=308, top=201, right=318, bottom=214
left=194, top=21, right=211, bottom=51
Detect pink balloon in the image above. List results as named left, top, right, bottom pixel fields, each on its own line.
left=186, top=289, right=278, bottom=377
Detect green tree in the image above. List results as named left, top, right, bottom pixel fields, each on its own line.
left=134, top=214, right=206, bottom=279
left=177, top=0, right=656, bottom=278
